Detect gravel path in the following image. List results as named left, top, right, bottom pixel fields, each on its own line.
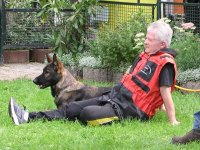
left=0, top=63, right=45, bottom=81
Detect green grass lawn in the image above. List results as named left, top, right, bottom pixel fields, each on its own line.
left=0, top=79, right=200, bottom=149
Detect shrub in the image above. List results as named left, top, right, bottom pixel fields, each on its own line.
left=78, top=55, right=102, bottom=68
left=88, top=10, right=150, bottom=71
left=6, top=0, right=32, bottom=8
left=177, top=68, right=200, bottom=83
left=60, top=52, right=102, bottom=69
left=59, top=53, right=78, bottom=67
left=38, top=0, right=98, bottom=56
left=171, top=23, right=200, bottom=71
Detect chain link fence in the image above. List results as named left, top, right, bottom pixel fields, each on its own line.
left=160, top=1, right=200, bottom=33
left=86, top=1, right=156, bottom=40
left=4, top=9, right=53, bottom=49
left=1, top=0, right=200, bottom=64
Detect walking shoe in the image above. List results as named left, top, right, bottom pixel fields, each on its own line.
left=8, top=97, right=29, bottom=125
left=172, top=129, right=200, bottom=145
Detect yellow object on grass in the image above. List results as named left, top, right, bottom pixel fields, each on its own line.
left=175, top=85, right=200, bottom=92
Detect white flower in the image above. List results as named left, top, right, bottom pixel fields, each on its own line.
left=134, top=38, right=140, bottom=42
left=135, top=33, right=145, bottom=38
left=165, top=19, right=171, bottom=23
left=174, top=26, right=180, bottom=29
left=174, top=26, right=183, bottom=31
left=136, top=42, right=143, bottom=46
left=159, top=17, right=171, bottom=23
left=179, top=29, right=185, bottom=32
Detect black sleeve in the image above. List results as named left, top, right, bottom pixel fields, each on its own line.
left=159, top=63, right=175, bottom=87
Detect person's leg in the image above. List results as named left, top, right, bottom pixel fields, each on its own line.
left=9, top=96, right=101, bottom=125
left=29, top=97, right=101, bottom=121
left=79, top=103, right=119, bottom=126
left=8, top=97, right=29, bottom=125
left=193, top=111, right=200, bottom=130
left=172, top=111, right=200, bottom=144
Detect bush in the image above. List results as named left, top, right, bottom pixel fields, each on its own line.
left=59, top=53, right=78, bottom=67
left=38, top=0, right=98, bottom=56
left=78, top=55, right=102, bottom=68
left=88, top=10, right=150, bottom=71
left=171, top=23, right=200, bottom=71
left=60, top=52, right=102, bottom=69
left=177, top=68, right=200, bottom=83
left=6, top=0, right=32, bottom=8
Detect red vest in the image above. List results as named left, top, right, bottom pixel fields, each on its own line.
left=121, top=51, right=177, bottom=117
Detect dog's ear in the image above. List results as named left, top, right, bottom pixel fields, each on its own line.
left=53, top=53, right=58, bottom=65
left=53, top=53, right=64, bottom=74
left=46, top=53, right=53, bottom=63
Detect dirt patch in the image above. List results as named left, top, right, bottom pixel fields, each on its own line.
left=0, top=63, right=45, bottom=81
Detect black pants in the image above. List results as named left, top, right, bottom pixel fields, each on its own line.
left=29, top=85, right=149, bottom=125
left=29, top=95, right=120, bottom=125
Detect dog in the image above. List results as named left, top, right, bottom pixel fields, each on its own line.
left=33, top=53, right=112, bottom=109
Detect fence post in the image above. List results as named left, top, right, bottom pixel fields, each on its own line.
left=0, top=0, right=6, bottom=64
left=157, top=0, right=161, bottom=20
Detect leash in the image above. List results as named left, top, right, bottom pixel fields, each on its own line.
left=175, top=85, right=200, bottom=92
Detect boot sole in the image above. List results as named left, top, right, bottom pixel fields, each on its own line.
left=9, top=98, right=20, bottom=125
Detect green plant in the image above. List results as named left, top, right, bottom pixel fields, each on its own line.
left=5, top=0, right=53, bottom=48
left=88, top=10, right=149, bottom=71
left=177, top=68, right=200, bottom=83
left=78, top=55, right=102, bottom=68
left=59, top=52, right=78, bottom=67
left=6, top=12, right=51, bottom=47
left=6, top=0, right=34, bottom=8
left=37, top=0, right=98, bottom=56
left=59, top=51, right=102, bottom=69
left=170, top=22, right=200, bottom=71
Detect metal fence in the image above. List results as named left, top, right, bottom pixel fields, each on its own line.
left=0, top=0, right=200, bottom=64
left=160, top=1, right=200, bottom=33
left=92, top=1, right=156, bottom=28
left=4, top=9, right=53, bottom=50
left=87, top=1, right=156, bottom=40
left=0, top=0, right=55, bottom=64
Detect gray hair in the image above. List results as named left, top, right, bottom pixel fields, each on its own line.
left=147, top=20, right=173, bottom=48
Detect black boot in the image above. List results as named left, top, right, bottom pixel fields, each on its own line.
left=172, top=129, right=200, bottom=145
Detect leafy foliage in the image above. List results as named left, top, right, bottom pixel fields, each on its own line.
left=37, top=0, right=98, bottom=56
left=171, top=24, right=200, bottom=71
left=6, top=12, right=51, bottom=47
left=60, top=52, right=102, bottom=69
left=79, top=55, right=101, bottom=68
left=88, top=10, right=149, bottom=70
left=159, top=18, right=200, bottom=81
left=6, top=0, right=34, bottom=8
left=177, top=68, right=200, bottom=83
left=59, top=52, right=77, bottom=66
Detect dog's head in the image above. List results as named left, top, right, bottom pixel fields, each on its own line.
left=33, top=53, right=64, bottom=89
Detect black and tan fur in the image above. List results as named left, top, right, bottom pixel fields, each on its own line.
left=33, top=54, right=111, bottom=109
